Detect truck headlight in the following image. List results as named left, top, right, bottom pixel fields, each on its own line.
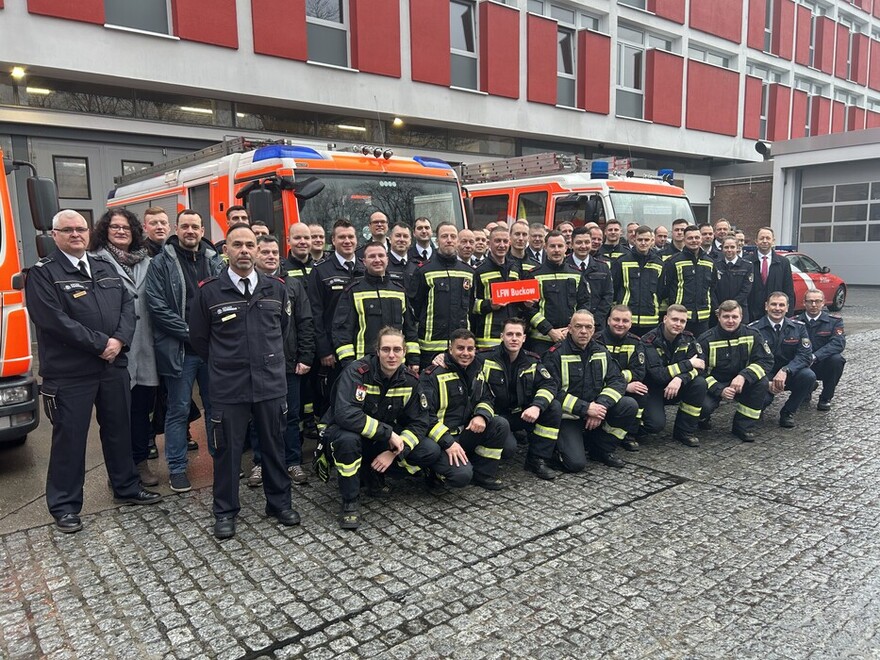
left=0, top=386, right=30, bottom=405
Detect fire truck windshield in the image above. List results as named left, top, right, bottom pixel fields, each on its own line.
left=609, top=192, right=695, bottom=229
left=296, top=173, right=465, bottom=240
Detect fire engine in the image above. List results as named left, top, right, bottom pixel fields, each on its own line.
left=109, top=137, right=467, bottom=245
left=461, top=152, right=696, bottom=231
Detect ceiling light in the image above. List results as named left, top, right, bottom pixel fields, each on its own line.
left=11, top=67, right=25, bottom=80
left=179, top=106, right=213, bottom=114
left=337, top=124, right=367, bottom=132
left=25, top=87, right=52, bottom=95
left=392, top=117, right=404, bottom=127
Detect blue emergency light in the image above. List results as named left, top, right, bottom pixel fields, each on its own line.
left=253, top=145, right=325, bottom=162
left=590, top=161, right=609, bottom=179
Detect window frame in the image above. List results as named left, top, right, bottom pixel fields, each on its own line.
left=104, top=0, right=173, bottom=36
left=306, top=0, right=351, bottom=68
left=450, top=0, right=479, bottom=90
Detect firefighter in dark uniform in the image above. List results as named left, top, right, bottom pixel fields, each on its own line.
left=657, top=219, right=688, bottom=261
left=523, top=230, right=590, bottom=354
left=386, top=222, right=419, bottom=292
left=598, top=219, right=629, bottom=261
left=611, top=225, right=664, bottom=336
left=696, top=299, right=774, bottom=443
left=713, top=237, right=753, bottom=326
left=189, top=224, right=299, bottom=540
left=568, top=226, right=613, bottom=330
left=25, top=210, right=161, bottom=533
left=319, top=328, right=441, bottom=529
left=332, top=243, right=419, bottom=368
left=542, top=310, right=638, bottom=471
left=480, top=318, right=561, bottom=480
left=472, top=226, right=525, bottom=349
left=662, top=225, right=717, bottom=336
left=600, top=305, right=648, bottom=452
left=307, top=219, right=365, bottom=417
left=283, top=222, right=315, bottom=279
left=750, top=292, right=816, bottom=428
left=640, top=304, right=707, bottom=446
left=421, top=329, right=510, bottom=490
left=797, top=289, right=846, bottom=411
left=411, top=222, right=475, bottom=368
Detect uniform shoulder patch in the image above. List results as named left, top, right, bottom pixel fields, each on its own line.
left=637, top=351, right=645, bottom=364
left=198, top=276, right=218, bottom=287
left=524, top=350, right=541, bottom=360
left=538, top=366, right=551, bottom=379
left=747, top=272, right=754, bottom=282
left=547, top=344, right=558, bottom=353
left=355, top=384, right=367, bottom=401
left=33, top=256, right=54, bottom=267
left=420, top=392, right=428, bottom=409
left=641, top=333, right=655, bottom=345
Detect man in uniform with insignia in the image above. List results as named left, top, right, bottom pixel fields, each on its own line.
left=189, top=224, right=299, bottom=539
left=713, top=236, right=753, bottom=325
left=797, top=290, right=846, bottom=411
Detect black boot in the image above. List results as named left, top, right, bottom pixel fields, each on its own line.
left=524, top=455, right=557, bottom=480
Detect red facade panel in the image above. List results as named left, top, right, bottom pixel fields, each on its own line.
left=577, top=30, right=610, bottom=114
left=870, top=39, right=880, bottom=91
left=814, top=17, right=835, bottom=74
left=867, top=111, right=880, bottom=128
left=767, top=84, right=791, bottom=142
left=410, top=0, right=450, bottom=86
left=251, top=0, right=307, bottom=61
left=28, top=0, right=104, bottom=24
left=790, top=89, right=808, bottom=139
left=770, top=0, right=794, bottom=59
left=479, top=1, right=519, bottom=98
left=647, top=0, right=685, bottom=24
left=875, top=0, right=880, bottom=17
left=689, top=0, right=743, bottom=44
left=350, top=0, right=400, bottom=77
left=810, top=96, right=831, bottom=136
left=794, top=5, right=811, bottom=66
left=746, top=0, right=765, bottom=50
left=847, top=106, right=866, bottom=131
left=644, top=50, right=683, bottom=127
left=830, top=100, right=845, bottom=133
left=743, top=75, right=763, bottom=140
left=685, top=61, right=738, bottom=136
left=834, top=23, right=849, bottom=79
left=172, top=0, right=238, bottom=48
left=851, top=33, right=869, bottom=85
left=527, top=14, right=557, bottom=105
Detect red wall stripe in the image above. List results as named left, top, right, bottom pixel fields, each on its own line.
left=875, top=0, right=880, bottom=18
left=834, top=23, right=849, bottom=79
left=479, top=1, right=519, bottom=99
left=173, top=0, right=238, bottom=48
left=867, top=111, right=880, bottom=128
left=771, top=0, right=794, bottom=59
left=743, top=75, right=763, bottom=140
left=846, top=106, right=865, bottom=132
left=794, top=5, right=811, bottom=66
left=767, top=84, right=791, bottom=142
left=350, top=0, right=400, bottom=77
left=685, top=61, right=738, bottom=136
left=644, top=50, right=683, bottom=127
left=577, top=30, right=610, bottom=114
left=28, top=0, right=104, bottom=24
left=870, top=39, right=880, bottom=91
left=830, top=100, right=845, bottom=133
left=527, top=13, right=557, bottom=105
left=689, top=0, right=743, bottom=44
left=410, top=0, right=450, bottom=86
left=851, top=33, right=869, bottom=85
left=810, top=97, right=831, bottom=136
left=746, top=0, right=765, bottom=50
left=814, top=17, right=835, bottom=74
left=251, top=0, right=307, bottom=61
left=790, top=89, right=808, bottom=139
left=648, top=0, right=685, bottom=24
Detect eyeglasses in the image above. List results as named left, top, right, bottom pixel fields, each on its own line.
left=55, top=227, right=89, bottom=234
left=804, top=299, right=823, bottom=305
left=108, top=225, right=132, bottom=233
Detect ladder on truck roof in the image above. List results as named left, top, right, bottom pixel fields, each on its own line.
left=460, top=152, right=588, bottom=186
left=113, top=136, right=286, bottom=187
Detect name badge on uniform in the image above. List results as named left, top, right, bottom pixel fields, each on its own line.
left=73, top=291, right=87, bottom=298
left=221, top=313, right=237, bottom=322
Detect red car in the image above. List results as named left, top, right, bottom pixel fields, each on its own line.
left=782, top=251, right=846, bottom=312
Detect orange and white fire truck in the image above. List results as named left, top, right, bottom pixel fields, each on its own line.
left=109, top=138, right=467, bottom=245
left=461, top=153, right=695, bottom=231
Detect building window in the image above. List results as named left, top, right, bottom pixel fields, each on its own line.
left=104, top=0, right=171, bottom=34
left=796, top=78, right=824, bottom=136
left=748, top=63, right=784, bottom=140
left=557, top=27, right=576, bottom=107
left=835, top=90, right=862, bottom=130
left=122, top=160, right=153, bottom=177
left=619, top=0, right=647, bottom=9
left=306, top=0, right=349, bottom=68
left=450, top=0, right=478, bottom=89
left=689, top=45, right=734, bottom=70
left=800, top=182, right=875, bottom=243
left=53, top=156, right=91, bottom=200
left=616, top=26, right=646, bottom=119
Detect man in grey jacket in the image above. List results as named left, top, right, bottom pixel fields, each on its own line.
left=145, top=210, right=224, bottom=493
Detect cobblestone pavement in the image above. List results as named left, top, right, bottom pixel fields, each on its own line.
left=2, top=319, right=878, bottom=658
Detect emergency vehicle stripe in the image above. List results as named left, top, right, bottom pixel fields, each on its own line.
left=475, top=445, right=502, bottom=460
left=562, top=393, right=580, bottom=414
left=679, top=402, right=702, bottom=417
left=533, top=424, right=558, bottom=440
left=429, top=421, right=451, bottom=443
left=735, top=403, right=761, bottom=419
left=602, top=422, right=627, bottom=440
left=334, top=456, right=361, bottom=478
left=475, top=402, right=495, bottom=418
left=599, top=387, right=622, bottom=403
left=361, top=417, right=380, bottom=439
left=535, top=388, right=553, bottom=404
left=400, top=430, right=418, bottom=450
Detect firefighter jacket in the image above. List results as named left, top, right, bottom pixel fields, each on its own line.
left=421, top=354, right=495, bottom=449
left=611, top=250, right=665, bottom=327
left=599, top=242, right=629, bottom=261
left=662, top=249, right=717, bottom=323
left=386, top=251, right=419, bottom=292
left=307, top=253, right=365, bottom=360
left=795, top=311, right=846, bottom=362
left=640, top=326, right=701, bottom=387
left=598, top=327, right=646, bottom=385
left=331, top=273, right=419, bottom=365
left=283, top=252, right=314, bottom=279
left=322, top=355, right=426, bottom=459
left=657, top=243, right=683, bottom=261
left=749, top=317, right=813, bottom=376
left=411, top=252, right=475, bottom=354
left=281, top=274, right=316, bottom=371
left=696, top=324, right=773, bottom=397
left=472, top=256, right=525, bottom=349
left=524, top=260, right=591, bottom=342
left=566, top=255, right=613, bottom=329
left=479, top=345, right=556, bottom=415
left=713, top=257, right=753, bottom=322
left=541, top=336, right=626, bottom=419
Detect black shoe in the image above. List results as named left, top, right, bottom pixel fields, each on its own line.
left=734, top=429, right=757, bottom=443
left=698, top=418, right=712, bottom=430
left=187, top=440, right=199, bottom=451
left=114, top=489, right=163, bottom=505
left=214, top=516, right=236, bottom=539
left=817, top=400, right=832, bottom=411
left=55, top=513, right=82, bottom=534
left=265, top=508, right=301, bottom=526
left=147, top=446, right=159, bottom=460
left=424, top=470, right=447, bottom=493
left=339, top=500, right=360, bottom=530
left=472, top=474, right=505, bottom=490
left=621, top=437, right=640, bottom=452
left=364, top=471, right=391, bottom=498
left=524, top=456, right=557, bottom=481
left=675, top=435, right=700, bottom=447
left=779, top=413, right=796, bottom=428
left=599, top=453, right=625, bottom=468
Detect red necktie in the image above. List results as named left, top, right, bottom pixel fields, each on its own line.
left=760, top=255, right=769, bottom=284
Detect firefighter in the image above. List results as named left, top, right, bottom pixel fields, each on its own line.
left=542, top=310, right=638, bottom=471
left=657, top=218, right=688, bottom=260
left=283, top=222, right=315, bottom=279
left=611, top=225, right=664, bottom=336
left=749, top=292, right=816, bottom=428
left=713, top=236, right=753, bottom=325
left=640, top=304, right=707, bottom=446
left=480, top=318, right=561, bottom=480
left=567, top=226, right=612, bottom=330
left=421, top=329, right=510, bottom=490
left=598, top=219, right=628, bottom=261
left=472, top=226, right=526, bottom=349
left=796, top=290, right=846, bottom=411
left=662, top=224, right=717, bottom=336
left=332, top=243, right=419, bottom=369
left=523, top=230, right=590, bottom=354
left=600, top=305, right=648, bottom=452
left=696, top=300, right=774, bottom=443
left=411, top=222, right=475, bottom=368
left=321, top=328, right=441, bottom=530
left=386, top=222, right=418, bottom=290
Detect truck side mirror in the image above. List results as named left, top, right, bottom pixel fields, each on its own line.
left=27, top=176, right=60, bottom=232
left=293, top=176, right=324, bottom=201
left=246, top=188, right=275, bottom=234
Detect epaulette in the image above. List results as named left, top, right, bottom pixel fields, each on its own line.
left=404, top=365, right=420, bottom=379
left=198, top=276, right=218, bottom=287
left=313, top=255, right=331, bottom=266
left=355, top=362, right=370, bottom=375
left=524, top=350, right=541, bottom=360
left=33, top=256, right=54, bottom=268
left=547, top=344, right=558, bottom=353
left=680, top=330, right=694, bottom=337
left=791, top=318, right=805, bottom=325
left=90, top=253, right=112, bottom=263
left=274, top=276, right=285, bottom=284
left=625, top=331, right=641, bottom=341
left=421, top=363, right=439, bottom=376
left=641, top=333, right=656, bottom=344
